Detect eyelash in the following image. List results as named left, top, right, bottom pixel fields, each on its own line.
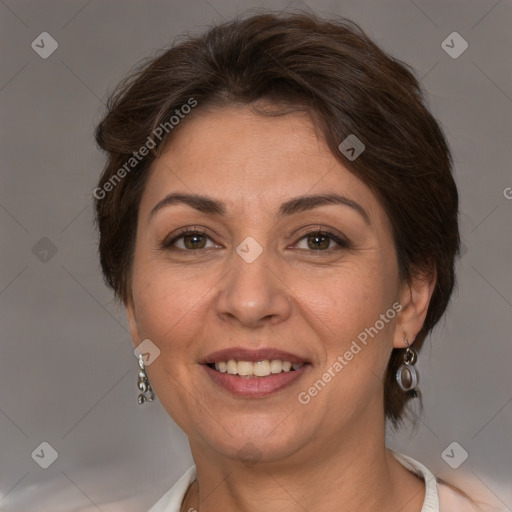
left=161, top=226, right=351, bottom=253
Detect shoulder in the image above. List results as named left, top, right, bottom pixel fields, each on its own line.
left=390, top=450, right=507, bottom=512
left=438, top=482, right=481, bottom=512
left=147, top=466, right=197, bottom=512
left=438, top=481, right=509, bottom=512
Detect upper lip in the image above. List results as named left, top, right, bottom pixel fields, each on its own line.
left=201, top=347, right=309, bottom=365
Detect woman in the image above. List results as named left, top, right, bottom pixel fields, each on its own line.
left=94, top=11, right=485, bottom=512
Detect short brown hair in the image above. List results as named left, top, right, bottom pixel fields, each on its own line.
left=94, top=12, right=460, bottom=427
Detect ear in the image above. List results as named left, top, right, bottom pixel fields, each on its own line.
left=125, top=294, right=142, bottom=348
left=393, top=267, right=436, bottom=349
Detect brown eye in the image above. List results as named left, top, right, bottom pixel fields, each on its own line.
left=306, top=233, right=331, bottom=250
left=163, top=229, right=218, bottom=251
left=295, top=230, right=349, bottom=251
left=182, top=233, right=207, bottom=249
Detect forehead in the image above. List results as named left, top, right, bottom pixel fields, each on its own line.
left=139, top=105, right=383, bottom=224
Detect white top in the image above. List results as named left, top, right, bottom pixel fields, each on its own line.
left=148, top=451, right=484, bottom=512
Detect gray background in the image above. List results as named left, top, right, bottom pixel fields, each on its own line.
left=1, top=0, right=511, bottom=510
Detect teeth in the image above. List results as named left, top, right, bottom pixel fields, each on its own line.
left=237, top=361, right=253, bottom=376
left=270, top=359, right=283, bottom=374
left=213, top=359, right=303, bottom=377
left=282, top=361, right=292, bottom=372
left=253, top=360, right=270, bottom=377
left=226, top=360, right=237, bottom=375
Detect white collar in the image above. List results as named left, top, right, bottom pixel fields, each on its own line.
left=389, top=450, right=440, bottom=512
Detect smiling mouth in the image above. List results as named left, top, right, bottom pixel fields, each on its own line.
left=206, top=360, right=306, bottom=378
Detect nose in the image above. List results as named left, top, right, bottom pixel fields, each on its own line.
left=215, top=245, right=293, bottom=329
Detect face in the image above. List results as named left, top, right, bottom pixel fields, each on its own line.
left=127, top=105, right=411, bottom=465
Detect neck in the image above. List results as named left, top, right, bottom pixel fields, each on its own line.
left=183, top=413, right=425, bottom=512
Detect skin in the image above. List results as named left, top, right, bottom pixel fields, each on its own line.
left=127, top=104, right=436, bottom=512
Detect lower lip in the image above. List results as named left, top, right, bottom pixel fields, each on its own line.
left=202, top=364, right=310, bottom=397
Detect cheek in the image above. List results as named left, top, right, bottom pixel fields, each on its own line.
left=291, top=259, right=398, bottom=379
left=296, top=258, right=395, bottom=331
left=129, top=262, right=214, bottom=431
left=289, top=272, right=398, bottom=426
left=132, top=266, right=208, bottom=348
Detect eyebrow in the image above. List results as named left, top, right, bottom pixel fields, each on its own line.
left=149, top=192, right=371, bottom=225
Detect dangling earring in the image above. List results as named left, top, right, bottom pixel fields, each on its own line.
left=137, top=354, right=155, bottom=405
left=396, top=337, right=420, bottom=398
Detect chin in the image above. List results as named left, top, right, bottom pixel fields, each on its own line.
left=191, top=414, right=315, bottom=466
